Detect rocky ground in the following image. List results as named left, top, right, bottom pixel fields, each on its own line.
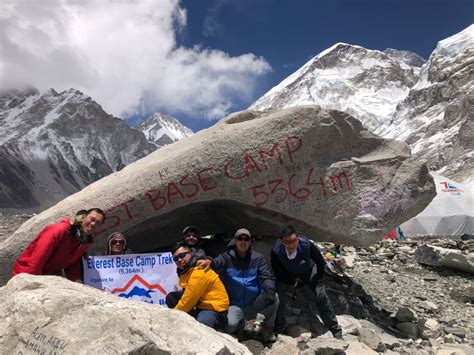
left=0, top=213, right=33, bottom=243
left=1, top=214, right=473, bottom=354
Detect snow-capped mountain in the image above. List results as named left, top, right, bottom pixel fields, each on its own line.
left=377, top=25, right=473, bottom=182
left=0, top=88, right=156, bottom=211
left=250, top=25, right=473, bottom=183
left=135, top=112, right=193, bottom=147
left=250, top=43, right=424, bottom=131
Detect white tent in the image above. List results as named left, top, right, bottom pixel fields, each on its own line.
left=401, top=174, right=474, bottom=236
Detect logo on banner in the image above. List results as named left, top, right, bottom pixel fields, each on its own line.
left=112, top=274, right=167, bottom=304
left=83, top=252, right=179, bottom=306
left=440, top=182, right=463, bottom=196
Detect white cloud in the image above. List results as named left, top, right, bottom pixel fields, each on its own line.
left=0, top=0, right=271, bottom=120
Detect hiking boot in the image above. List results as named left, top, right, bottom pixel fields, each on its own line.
left=274, top=323, right=288, bottom=335
left=331, top=328, right=343, bottom=339
left=260, top=323, right=276, bottom=343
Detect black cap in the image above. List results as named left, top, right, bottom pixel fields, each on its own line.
left=182, top=226, right=199, bottom=236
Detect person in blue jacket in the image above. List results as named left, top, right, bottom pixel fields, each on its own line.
left=212, top=228, right=279, bottom=340
left=271, top=225, right=342, bottom=338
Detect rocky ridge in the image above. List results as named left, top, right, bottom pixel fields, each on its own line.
left=0, top=88, right=157, bottom=212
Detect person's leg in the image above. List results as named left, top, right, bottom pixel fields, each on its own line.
left=243, top=292, right=280, bottom=329
left=274, top=281, right=289, bottom=332
left=196, top=309, right=226, bottom=330
left=313, top=283, right=342, bottom=337
left=165, top=291, right=183, bottom=308
left=226, top=305, right=244, bottom=334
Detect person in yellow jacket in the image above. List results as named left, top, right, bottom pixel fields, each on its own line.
left=166, top=243, right=229, bottom=330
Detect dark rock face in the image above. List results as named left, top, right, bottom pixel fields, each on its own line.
left=0, top=88, right=157, bottom=212
left=0, top=145, right=37, bottom=209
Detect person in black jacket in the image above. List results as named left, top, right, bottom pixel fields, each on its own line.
left=182, top=226, right=207, bottom=260
left=212, top=228, right=278, bottom=340
left=271, top=225, right=341, bottom=337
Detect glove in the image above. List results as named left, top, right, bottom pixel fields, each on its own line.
left=263, top=292, right=276, bottom=306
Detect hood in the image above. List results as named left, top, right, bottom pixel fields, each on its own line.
left=226, top=239, right=251, bottom=258
left=177, top=253, right=198, bottom=276
left=106, top=232, right=127, bottom=255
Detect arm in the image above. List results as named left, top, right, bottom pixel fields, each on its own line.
left=64, top=255, right=84, bottom=281
left=309, top=242, right=326, bottom=281
left=270, top=248, right=295, bottom=285
left=210, top=253, right=228, bottom=276
left=174, top=269, right=209, bottom=312
left=21, top=225, right=64, bottom=275
left=257, top=255, right=275, bottom=295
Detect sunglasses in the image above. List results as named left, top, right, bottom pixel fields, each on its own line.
left=172, top=251, right=190, bottom=262
left=236, top=236, right=251, bottom=242
left=111, top=240, right=125, bottom=245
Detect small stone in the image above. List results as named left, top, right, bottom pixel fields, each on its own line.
left=396, top=307, right=418, bottom=322
left=419, top=301, right=439, bottom=312
left=358, top=328, right=386, bottom=351
left=379, top=332, right=402, bottom=349
left=345, top=341, right=378, bottom=354
left=396, top=322, right=420, bottom=339
left=336, top=314, right=361, bottom=335
left=286, top=316, right=297, bottom=325
left=418, top=318, right=442, bottom=339
left=306, top=338, right=349, bottom=353
left=444, top=327, right=466, bottom=339
left=264, top=342, right=299, bottom=355
left=296, top=332, right=312, bottom=343
left=444, top=334, right=456, bottom=343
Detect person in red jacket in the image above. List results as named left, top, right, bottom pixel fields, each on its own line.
left=12, top=208, right=105, bottom=282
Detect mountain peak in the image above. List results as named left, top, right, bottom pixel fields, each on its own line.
left=136, top=112, right=193, bottom=147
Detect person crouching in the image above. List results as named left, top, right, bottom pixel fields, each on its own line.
left=166, top=243, right=229, bottom=330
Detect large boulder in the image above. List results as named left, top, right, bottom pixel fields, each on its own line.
left=0, top=274, right=250, bottom=354
left=0, top=106, right=435, bottom=285
left=415, top=245, right=474, bottom=274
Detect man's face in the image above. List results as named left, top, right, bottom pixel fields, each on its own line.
left=173, top=247, right=192, bottom=270
left=282, top=233, right=299, bottom=254
left=110, top=238, right=125, bottom=255
left=81, top=211, right=104, bottom=237
left=184, top=232, right=199, bottom=247
left=235, top=234, right=252, bottom=255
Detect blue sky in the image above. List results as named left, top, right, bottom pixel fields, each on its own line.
left=2, top=0, right=472, bottom=132
left=175, top=0, right=472, bottom=131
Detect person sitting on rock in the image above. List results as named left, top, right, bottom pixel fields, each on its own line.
left=166, top=242, right=229, bottom=330
left=271, top=225, right=342, bottom=338
left=12, top=208, right=105, bottom=282
left=211, top=228, right=279, bottom=342
left=182, top=225, right=207, bottom=260
left=104, top=232, right=133, bottom=255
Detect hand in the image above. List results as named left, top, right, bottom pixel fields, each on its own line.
left=293, top=278, right=303, bottom=289
left=196, top=258, right=212, bottom=270
left=263, top=292, right=276, bottom=306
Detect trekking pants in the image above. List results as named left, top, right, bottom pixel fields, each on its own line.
left=226, top=292, right=279, bottom=333
left=275, top=280, right=340, bottom=335
left=166, top=291, right=227, bottom=330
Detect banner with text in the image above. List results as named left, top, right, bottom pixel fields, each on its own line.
left=83, top=253, right=180, bottom=306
